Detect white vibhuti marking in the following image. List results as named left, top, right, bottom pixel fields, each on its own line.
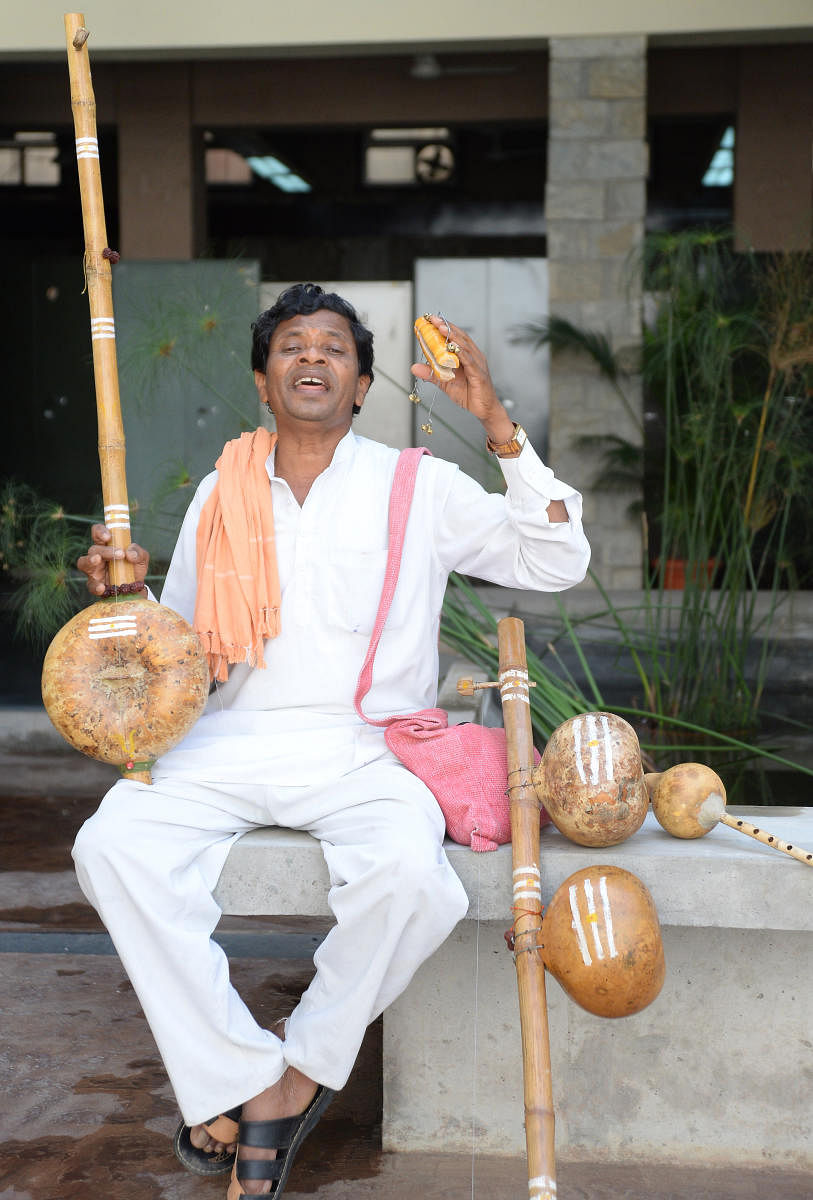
left=600, top=713, right=614, bottom=780
left=91, top=316, right=116, bottom=341
left=599, top=874, right=618, bottom=958
left=75, top=135, right=99, bottom=159
left=529, top=1174, right=557, bottom=1199
left=585, top=712, right=600, bottom=785
left=569, top=883, right=592, bottom=966
left=572, top=715, right=587, bottom=785
left=583, top=877, right=605, bottom=960
left=88, top=616, right=138, bottom=641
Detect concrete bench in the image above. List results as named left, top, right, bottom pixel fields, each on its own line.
left=214, top=806, right=813, bottom=1171
left=4, top=698, right=810, bottom=1168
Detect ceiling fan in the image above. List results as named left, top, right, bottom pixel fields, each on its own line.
left=415, top=142, right=456, bottom=183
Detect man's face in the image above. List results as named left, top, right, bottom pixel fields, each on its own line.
left=255, top=309, right=370, bottom=435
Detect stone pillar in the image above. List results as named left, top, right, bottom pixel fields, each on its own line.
left=545, top=37, right=647, bottom=589
left=117, top=65, right=204, bottom=260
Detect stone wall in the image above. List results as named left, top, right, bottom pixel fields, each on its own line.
left=546, top=36, right=647, bottom=588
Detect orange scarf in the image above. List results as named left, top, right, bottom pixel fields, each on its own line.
left=194, top=427, right=281, bottom=682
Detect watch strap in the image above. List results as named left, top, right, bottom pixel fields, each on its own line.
left=486, top=422, right=527, bottom=458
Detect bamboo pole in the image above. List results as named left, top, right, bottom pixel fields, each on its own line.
left=498, top=617, right=556, bottom=1200
left=40, top=16, right=210, bottom=787
left=64, top=12, right=132, bottom=589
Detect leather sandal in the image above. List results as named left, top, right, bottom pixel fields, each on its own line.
left=227, top=1085, right=335, bottom=1199
left=173, top=1017, right=289, bottom=1176
left=173, top=1107, right=241, bottom=1175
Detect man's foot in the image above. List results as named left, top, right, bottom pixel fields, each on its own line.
left=178, top=1017, right=288, bottom=1174
left=189, top=1116, right=238, bottom=1158
left=231, top=1067, right=320, bottom=1196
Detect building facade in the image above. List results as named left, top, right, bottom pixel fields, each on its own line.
left=2, top=1, right=811, bottom=584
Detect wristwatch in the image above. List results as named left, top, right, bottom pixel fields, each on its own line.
left=486, top=422, right=527, bottom=459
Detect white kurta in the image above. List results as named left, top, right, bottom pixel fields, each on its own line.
left=155, top=429, right=590, bottom=784
left=73, top=429, right=590, bottom=1123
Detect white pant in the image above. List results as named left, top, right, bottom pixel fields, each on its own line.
left=72, top=752, right=468, bottom=1125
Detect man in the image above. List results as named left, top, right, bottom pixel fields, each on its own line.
left=74, top=283, right=589, bottom=1198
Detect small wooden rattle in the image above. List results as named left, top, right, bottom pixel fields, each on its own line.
left=645, top=762, right=813, bottom=866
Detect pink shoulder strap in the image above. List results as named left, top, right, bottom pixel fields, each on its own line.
left=354, top=447, right=430, bottom=725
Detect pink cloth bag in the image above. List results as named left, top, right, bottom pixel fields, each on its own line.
left=354, top=448, right=549, bottom=852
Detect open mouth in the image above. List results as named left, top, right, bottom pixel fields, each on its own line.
left=293, top=375, right=329, bottom=392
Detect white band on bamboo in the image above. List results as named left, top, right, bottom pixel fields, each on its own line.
left=104, top=503, right=131, bottom=531
left=513, top=886, right=542, bottom=901
left=513, top=863, right=542, bottom=901
left=529, top=1176, right=556, bottom=1199
left=75, top=136, right=99, bottom=159
left=87, top=616, right=137, bottom=640
left=91, top=316, right=116, bottom=340
left=499, top=667, right=531, bottom=704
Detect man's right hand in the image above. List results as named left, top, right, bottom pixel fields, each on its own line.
left=77, top=524, right=150, bottom=596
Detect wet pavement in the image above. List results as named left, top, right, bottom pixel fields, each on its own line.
left=1, top=745, right=811, bottom=1200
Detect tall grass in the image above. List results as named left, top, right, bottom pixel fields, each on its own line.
left=517, top=232, right=813, bottom=736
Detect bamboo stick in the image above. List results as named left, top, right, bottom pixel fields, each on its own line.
left=64, top=12, right=132, bottom=589
left=498, top=617, right=556, bottom=1200
left=717, top=812, right=813, bottom=865
left=40, top=16, right=210, bottom=787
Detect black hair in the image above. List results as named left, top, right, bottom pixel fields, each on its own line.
left=251, top=283, right=374, bottom=415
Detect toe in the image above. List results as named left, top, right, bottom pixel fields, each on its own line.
left=188, top=1123, right=211, bottom=1151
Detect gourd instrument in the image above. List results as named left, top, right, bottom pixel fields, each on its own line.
left=41, top=15, right=209, bottom=784
left=646, top=761, right=813, bottom=865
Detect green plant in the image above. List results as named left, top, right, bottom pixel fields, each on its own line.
left=118, top=270, right=260, bottom=431
left=439, top=573, right=599, bottom=745
left=8, top=259, right=811, bottom=792
left=0, top=481, right=95, bottom=647
left=640, top=232, right=812, bottom=730
left=438, top=573, right=813, bottom=789
left=519, top=231, right=813, bottom=736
